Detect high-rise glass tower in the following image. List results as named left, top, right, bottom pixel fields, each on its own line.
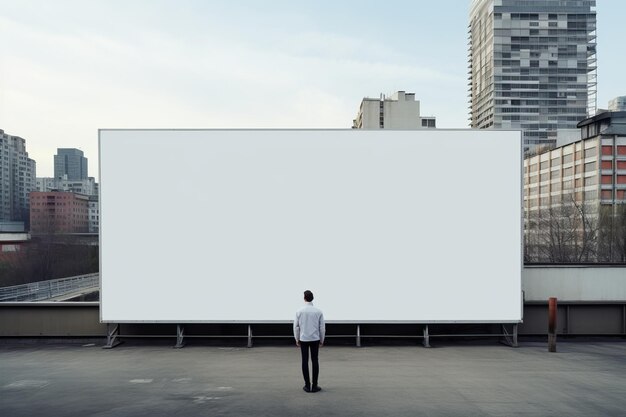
left=468, top=0, right=597, bottom=153
left=54, top=148, right=88, bottom=180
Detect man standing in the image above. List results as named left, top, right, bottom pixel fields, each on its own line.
left=294, top=290, right=325, bottom=393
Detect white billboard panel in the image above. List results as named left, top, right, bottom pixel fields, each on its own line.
left=99, top=130, right=522, bottom=323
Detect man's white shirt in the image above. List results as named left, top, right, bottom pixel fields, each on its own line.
left=294, top=302, right=326, bottom=343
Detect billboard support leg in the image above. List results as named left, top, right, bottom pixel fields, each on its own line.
left=501, top=324, right=518, bottom=347
left=174, top=324, right=185, bottom=349
left=356, top=325, right=361, bottom=347
left=422, top=325, right=431, bottom=348
left=247, top=325, right=253, bottom=348
left=103, top=323, right=122, bottom=349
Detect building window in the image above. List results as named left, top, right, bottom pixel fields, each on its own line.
left=601, top=175, right=612, bottom=184
left=584, top=162, right=596, bottom=172
left=601, top=146, right=613, bottom=156
left=2, top=244, right=18, bottom=252
left=601, top=160, right=613, bottom=170
left=601, top=190, right=612, bottom=200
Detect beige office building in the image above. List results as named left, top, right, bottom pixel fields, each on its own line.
left=524, top=110, right=626, bottom=262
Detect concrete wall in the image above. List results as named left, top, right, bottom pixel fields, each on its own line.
left=1, top=302, right=624, bottom=338
left=1, top=267, right=625, bottom=338
left=523, top=266, right=626, bottom=302
left=0, top=302, right=105, bottom=336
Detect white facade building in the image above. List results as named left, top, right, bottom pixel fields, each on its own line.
left=88, top=196, right=99, bottom=233
left=0, top=129, right=37, bottom=223
left=609, top=96, right=626, bottom=112
left=36, top=176, right=98, bottom=196
left=352, top=91, right=436, bottom=129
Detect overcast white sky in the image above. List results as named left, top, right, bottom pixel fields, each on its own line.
left=0, top=0, right=624, bottom=179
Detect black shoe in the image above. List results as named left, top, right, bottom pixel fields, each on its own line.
left=312, top=385, right=322, bottom=392
left=303, top=385, right=311, bottom=393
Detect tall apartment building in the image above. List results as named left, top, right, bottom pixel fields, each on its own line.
left=54, top=148, right=88, bottom=180
left=0, top=129, right=37, bottom=224
left=352, top=91, right=436, bottom=129
left=469, top=0, right=597, bottom=153
left=524, top=110, right=626, bottom=262
left=30, top=191, right=90, bottom=234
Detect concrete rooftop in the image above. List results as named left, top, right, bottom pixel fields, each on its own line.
left=1, top=341, right=625, bottom=416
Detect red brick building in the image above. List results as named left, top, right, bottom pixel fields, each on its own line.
left=30, top=192, right=89, bottom=234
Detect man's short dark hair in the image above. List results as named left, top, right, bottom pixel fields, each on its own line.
left=304, top=290, right=314, bottom=302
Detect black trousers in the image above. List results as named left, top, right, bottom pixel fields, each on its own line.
left=300, top=340, right=320, bottom=387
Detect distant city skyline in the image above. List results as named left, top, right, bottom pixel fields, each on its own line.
left=1, top=0, right=625, bottom=178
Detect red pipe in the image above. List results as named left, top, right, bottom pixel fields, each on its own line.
left=548, top=297, right=557, bottom=352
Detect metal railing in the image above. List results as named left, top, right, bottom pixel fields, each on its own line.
left=0, top=273, right=99, bottom=302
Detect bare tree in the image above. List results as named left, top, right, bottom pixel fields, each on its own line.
left=526, top=192, right=598, bottom=263
left=1, top=214, right=98, bottom=288
left=598, top=204, right=626, bottom=262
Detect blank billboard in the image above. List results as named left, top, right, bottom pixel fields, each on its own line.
left=99, top=130, right=522, bottom=323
